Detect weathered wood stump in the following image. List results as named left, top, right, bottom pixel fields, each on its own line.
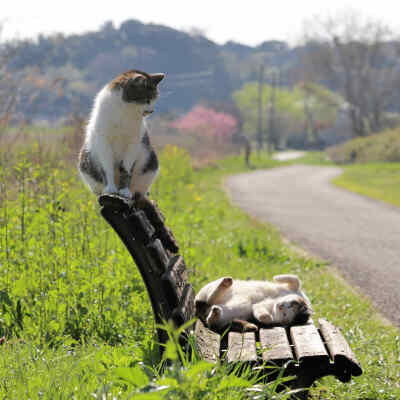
left=99, top=194, right=362, bottom=399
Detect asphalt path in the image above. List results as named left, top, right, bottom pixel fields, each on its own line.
left=226, top=165, right=400, bottom=327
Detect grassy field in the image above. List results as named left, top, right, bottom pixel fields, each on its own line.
left=0, top=144, right=399, bottom=399
left=333, top=162, right=400, bottom=208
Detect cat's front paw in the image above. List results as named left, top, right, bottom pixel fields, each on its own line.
left=243, top=322, right=258, bottom=332
left=103, top=184, right=118, bottom=195
left=118, top=187, right=133, bottom=199
left=257, top=313, right=274, bottom=325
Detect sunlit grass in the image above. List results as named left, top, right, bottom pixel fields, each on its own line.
left=333, top=162, right=400, bottom=208
left=0, top=144, right=399, bottom=398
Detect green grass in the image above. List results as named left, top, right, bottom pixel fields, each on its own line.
left=291, top=151, right=334, bottom=166
left=333, top=162, right=400, bottom=208
left=327, top=126, right=400, bottom=164
left=0, top=145, right=399, bottom=399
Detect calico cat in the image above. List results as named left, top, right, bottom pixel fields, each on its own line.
left=195, top=275, right=312, bottom=332
left=78, top=69, right=164, bottom=198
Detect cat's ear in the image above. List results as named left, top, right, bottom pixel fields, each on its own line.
left=149, top=73, right=165, bottom=86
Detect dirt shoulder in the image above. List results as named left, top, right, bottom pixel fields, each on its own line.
left=226, top=165, right=400, bottom=327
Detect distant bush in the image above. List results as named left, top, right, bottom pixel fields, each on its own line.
left=327, top=126, right=400, bottom=164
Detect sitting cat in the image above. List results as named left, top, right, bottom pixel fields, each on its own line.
left=78, top=69, right=164, bottom=198
left=195, top=275, right=312, bottom=332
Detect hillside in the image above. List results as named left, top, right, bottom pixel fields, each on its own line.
left=5, top=20, right=296, bottom=121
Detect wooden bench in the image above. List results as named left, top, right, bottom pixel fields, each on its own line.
left=99, top=194, right=362, bottom=399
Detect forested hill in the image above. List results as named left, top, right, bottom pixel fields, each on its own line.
left=7, top=19, right=298, bottom=121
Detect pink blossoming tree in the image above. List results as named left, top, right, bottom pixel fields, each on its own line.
left=171, top=105, right=237, bottom=143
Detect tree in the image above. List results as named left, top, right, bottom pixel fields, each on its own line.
left=170, top=105, right=238, bottom=143
left=233, top=81, right=338, bottom=149
left=302, top=11, right=400, bottom=137
left=0, top=25, right=18, bottom=131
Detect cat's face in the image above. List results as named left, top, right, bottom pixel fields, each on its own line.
left=275, top=294, right=312, bottom=326
left=109, top=70, right=164, bottom=113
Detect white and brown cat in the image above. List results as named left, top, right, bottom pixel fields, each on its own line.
left=195, top=275, right=312, bottom=332
left=78, top=69, right=164, bottom=199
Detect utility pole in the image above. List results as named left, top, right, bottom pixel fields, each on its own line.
left=257, top=64, right=264, bottom=151
left=267, top=70, right=277, bottom=152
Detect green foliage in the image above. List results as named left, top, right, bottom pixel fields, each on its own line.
left=328, top=126, right=400, bottom=163
left=233, top=81, right=339, bottom=148
left=0, top=144, right=399, bottom=399
left=333, top=162, right=400, bottom=208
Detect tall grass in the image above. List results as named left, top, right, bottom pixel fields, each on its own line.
left=327, top=126, right=400, bottom=164
left=0, top=132, right=399, bottom=398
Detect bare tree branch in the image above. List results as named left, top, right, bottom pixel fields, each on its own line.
left=301, top=11, right=400, bottom=136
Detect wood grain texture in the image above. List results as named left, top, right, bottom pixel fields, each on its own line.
left=319, top=318, right=362, bottom=378
left=226, top=332, right=257, bottom=363
left=162, top=256, right=188, bottom=309
left=128, top=211, right=155, bottom=244
left=259, top=327, right=293, bottom=363
left=290, top=324, right=329, bottom=362
left=194, top=320, right=220, bottom=363
left=147, top=239, right=169, bottom=274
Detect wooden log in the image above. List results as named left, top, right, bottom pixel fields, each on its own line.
left=318, top=319, right=362, bottom=381
left=226, top=332, right=257, bottom=363
left=290, top=324, right=329, bottom=363
left=194, top=320, right=221, bottom=363
left=259, top=327, right=293, bottom=364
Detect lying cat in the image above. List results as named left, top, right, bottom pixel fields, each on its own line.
left=195, top=275, right=312, bottom=332
left=78, top=69, right=164, bottom=198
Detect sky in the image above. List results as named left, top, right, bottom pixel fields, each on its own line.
left=2, top=0, right=400, bottom=46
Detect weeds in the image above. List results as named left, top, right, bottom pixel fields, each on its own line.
left=0, top=143, right=399, bottom=398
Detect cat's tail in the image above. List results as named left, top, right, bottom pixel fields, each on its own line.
left=273, top=274, right=301, bottom=291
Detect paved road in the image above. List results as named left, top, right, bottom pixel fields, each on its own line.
left=226, top=165, right=400, bottom=327
left=272, top=151, right=305, bottom=161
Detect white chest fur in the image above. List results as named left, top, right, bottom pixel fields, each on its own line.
left=85, top=86, right=145, bottom=157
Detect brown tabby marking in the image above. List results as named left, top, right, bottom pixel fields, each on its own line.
left=108, top=70, right=151, bottom=90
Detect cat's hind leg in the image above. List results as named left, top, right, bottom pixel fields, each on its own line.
left=78, top=148, right=105, bottom=195
left=130, top=132, right=159, bottom=195
left=231, top=319, right=258, bottom=332
left=207, top=277, right=233, bottom=304
left=79, top=170, right=104, bottom=196
left=273, top=274, right=301, bottom=291
left=252, top=300, right=274, bottom=325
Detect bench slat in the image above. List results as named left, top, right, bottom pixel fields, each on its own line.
left=290, top=324, right=329, bottom=362
left=227, top=332, right=257, bottom=363
left=259, top=327, right=293, bottom=363
left=128, top=211, right=155, bottom=244
left=147, top=239, right=169, bottom=274
left=318, top=318, right=362, bottom=379
left=140, top=199, right=179, bottom=253
left=194, top=320, right=220, bottom=363
left=162, top=256, right=188, bottom=309
left=172, top=284, right=195, bottom=326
